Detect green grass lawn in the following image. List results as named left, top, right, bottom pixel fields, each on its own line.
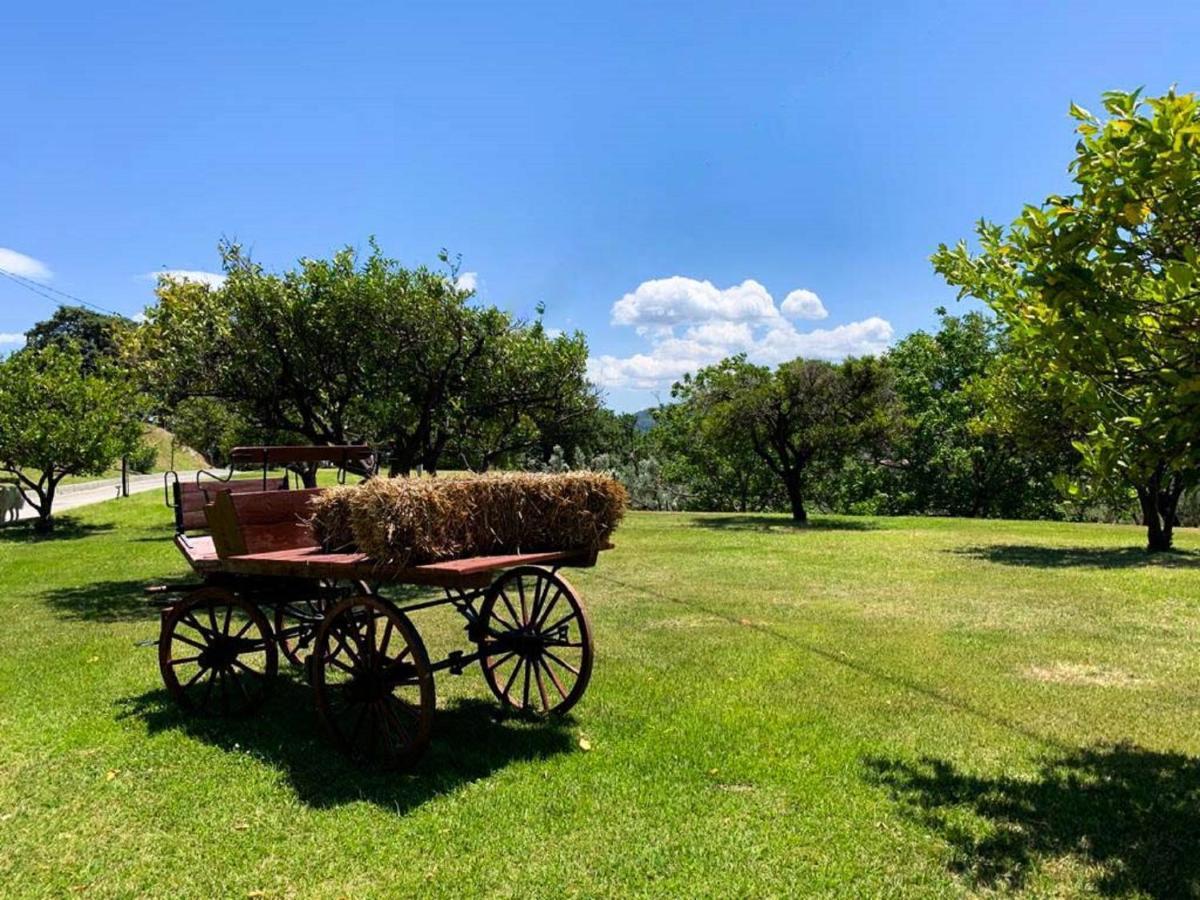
left=1, top=496, right=1198, bottom=897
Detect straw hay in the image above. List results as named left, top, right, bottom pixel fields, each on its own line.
left=308, top=472, right=627, bottom=567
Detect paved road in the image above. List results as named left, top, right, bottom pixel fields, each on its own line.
left=11, top=472, right=198, bottom=522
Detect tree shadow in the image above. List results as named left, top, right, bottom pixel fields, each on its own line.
left=953, top=544, right=1200, bottom=570
left=689, top=515, right=881, bottom=532
left=41, top=578, right=171, bottom=622
left=866, top=743, right=1200, bottom=897
left=0, top=518, right=116, bottom=543
left=119, top=680, right=577, bottom=813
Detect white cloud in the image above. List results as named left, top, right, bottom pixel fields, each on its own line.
left=780, top=288, right=828, bottom=320
left=142, top=269, right=226, bottom=288
left=590, top=276, right=893, bottom=390
left=755, top=316, right=893, bottom=364
left=455, top=271, right=478, bottom=293
left=611, top=276, right=780, bottom=327
left=0, top=332, right=26, bottom=346
left=0, top=248, right=52, bottom=281
left=131, top=312, right=149, bottom=324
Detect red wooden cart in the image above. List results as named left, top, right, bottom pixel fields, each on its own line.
left=157, top=446, right=605, bottom=768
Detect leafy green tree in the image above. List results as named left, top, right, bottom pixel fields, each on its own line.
left=649, top=397, right=782, bottom=512
left=137, top=241, right=425, bottom=472
left=165, top=397, right=268, bottom=468
left=24, top=306, right=131, bottom=372
left=933, top=88, right=1200, bottom=550
left=885, top=309, right=1070, bottom=518
left=0, top=344, right=144, bottom=531
left=670, top=355, right=899, bottom=522
left=449, top=323, right=594, bottom=472
left=138, top=241, right=595, bottom=479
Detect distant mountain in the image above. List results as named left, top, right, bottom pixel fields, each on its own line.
left=633, top=408, right=656, bottom=433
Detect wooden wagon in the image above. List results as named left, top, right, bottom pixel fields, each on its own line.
left=156, top=446, right=603, bottom=768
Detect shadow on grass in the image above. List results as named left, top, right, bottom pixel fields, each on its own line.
left=0, top=518, right=115, bottom=543
left=120, top=680, right=576, bottom=813
left=689, top=515, right=880, bottom=532
left=866, top=744, right=1200, bottom=897
left=41, top=578, right=169, bottom=622
left=953, top=544, right=1200, bottom=569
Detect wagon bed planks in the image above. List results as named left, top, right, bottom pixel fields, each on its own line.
left=218, top=545, right=600, bottom=588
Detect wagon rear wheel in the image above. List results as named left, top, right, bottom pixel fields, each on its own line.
left=159, top=587, right=277, bottom=716
left=478, top=566, right=594, bottom=716
left=312, top=595, right=435, bottom=768
left=275, top=579, right=371, bottom=667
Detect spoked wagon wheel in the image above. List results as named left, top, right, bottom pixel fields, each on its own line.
left=159, top=586, right=278, bottom=716
left=478, top=566, right=594, bottom=716
left=311, top=595, right=435, bottom=768
left=274, top=579, right=371, bottom=667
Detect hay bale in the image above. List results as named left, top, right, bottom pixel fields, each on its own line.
left=308, top=472, right=627, bottom=567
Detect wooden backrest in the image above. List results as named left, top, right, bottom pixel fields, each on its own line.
left=206, top=487, right=323, bottom=558
left=174, top=477, right=289, bottom=533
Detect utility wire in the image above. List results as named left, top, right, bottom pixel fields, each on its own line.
left=0, top=266, right=125, bottom=317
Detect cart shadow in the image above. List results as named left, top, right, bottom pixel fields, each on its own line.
left=120, top=679, right=578, bottom=814
left=689, top=515, right=880, bottom=532
left=865, top=743, right=1200, bottom=897
left=40, top=578, right=173, bottom=622
left=952, top=544, right=1200, bottom=569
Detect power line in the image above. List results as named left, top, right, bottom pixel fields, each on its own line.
left=0, top=266, right=125, bottom=317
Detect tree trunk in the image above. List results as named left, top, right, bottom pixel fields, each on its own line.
left=782, top=471, right=808, bottom=524
left=33, top=482, right=55, bottom=533
left=388, top=443, right=417, bottom=478
left=1138, top=475, right=1182, bottom=553
left=296, top=465, right=319, bottom=489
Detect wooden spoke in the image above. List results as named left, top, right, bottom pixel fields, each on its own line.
left=500, top=590, right=523, bottom=630
left=478, top=566, right=594, bottom=717
left=312, top=595, right=434, bottom=769
left=541, top=609, right=579, bottom=637
left=500, top=657, right=523, bottom=701
left=543, top=648, right=581, bottom=676
left=538, top=657, right=569, bottom=700
left=533, top=660, right=551, bottom=712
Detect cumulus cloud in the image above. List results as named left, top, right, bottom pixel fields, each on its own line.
left=0, top=332, right=26, bottom=346
left=780, top=288, right=828, bottom=320
left=142, top=269, right=227, bottom=288
left=0, top=248, right=52, bottom=281
left=455, top=271, right=479, bottom=293
left=611, top=276, right=779, bottom=327
left=590, top=276, right=893, bottom=390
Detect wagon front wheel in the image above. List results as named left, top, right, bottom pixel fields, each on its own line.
left=478, top=566, right=594, bottom=716
left=312, top=596, right=435, bottom=768
left=159, top=587, right=278, bottom=716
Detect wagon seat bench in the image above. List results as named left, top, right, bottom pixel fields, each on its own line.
left=162, top=444, right=379, bottom=597
left=154, top=453, right=606, bottom=769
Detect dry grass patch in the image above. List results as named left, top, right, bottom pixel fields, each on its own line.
left=1021, top=661, right=1148, bottom=688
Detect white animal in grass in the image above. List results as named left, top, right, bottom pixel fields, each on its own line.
left=0, top=483, right=25, bottom=522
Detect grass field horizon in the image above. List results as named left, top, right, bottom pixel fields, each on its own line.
left=1, top=495, right=1197, bottom=897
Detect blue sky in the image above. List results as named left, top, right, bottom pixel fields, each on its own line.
left=3, top=2, right=1197, bottom=410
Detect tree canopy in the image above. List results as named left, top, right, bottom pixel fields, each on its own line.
left=0, top=343, right=144, bottom=531
left=24, top=305, right=131, bottom=372
left=135, top=241, right=593, bottom=478
left=933, top=88, right=1200, bottom=550
left=669, top=355, right=899, bottom=522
